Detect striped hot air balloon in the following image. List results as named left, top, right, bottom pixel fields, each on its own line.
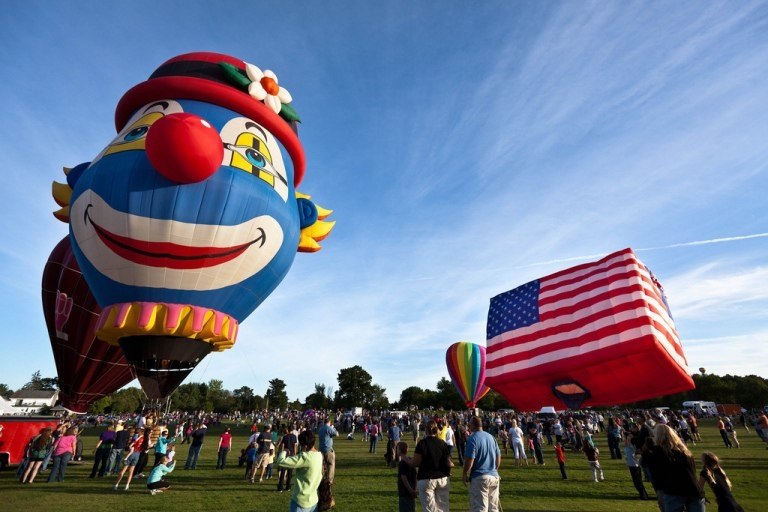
left=445, top=342, right=491, bottom=408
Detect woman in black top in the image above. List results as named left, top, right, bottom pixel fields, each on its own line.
left=699, top=452, right=744, bottom=512
left=412, top=420, right=453, bottom=512
left=643, top=424, right=705, bottom=512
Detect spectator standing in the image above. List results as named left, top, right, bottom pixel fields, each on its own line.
left=623, top=428, right=649, bottom=500
left=508, top=419, right=528, bottom=467
left=583, top=442, right=604, bottom=482
left=643, top=424, right=705, bottom=512
left=554, top=441, right=567, bottom=480
left=387, top=419, right=402, bottom=468
left=114, top=428, right=144, bottom=491
left=108, top=422, right=131, bottom=474
left=277, top=430, right=323, bottom=512
left=606, top=417, right=622, bottom=459
left=255, top=425, right=274, bottom=482
left=20, top=427, right=53, bottom=484
left=48, top=426, right=77, bottom=483
left=184, top=423, right=207, bottom=470
left=276, top=427, right=298, bottom=492
left=462, top=416, right=500, bottom=512
left=413, top=420, right=453, bottom=512
left=369, top=420, right=380, bottom=454
left=455, top=424, right=468, bottom=465
left=724, top=418, right=740, bottom=448
left=397, top=441, right=418, bottom=512
left=134, top=427, right=153, bottom=478
left=216, top=427, right=233, bottom=469
left=153, top=428, right=176, bottom=467
left=689, top=413, right=701, bottom=442
left=717, top=417, right=733, bottom=449
left=90, top=424, right=117, bottom=478
left=699, top=451, right=744, bottom=512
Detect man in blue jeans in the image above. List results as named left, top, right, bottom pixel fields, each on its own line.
left=184, top=424, right=207, bottom=469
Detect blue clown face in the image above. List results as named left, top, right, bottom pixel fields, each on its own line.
left=68, top=99, right=300, bottom=321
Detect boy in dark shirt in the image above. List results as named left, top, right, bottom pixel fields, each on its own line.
left=396, top=442, right=417, bottom=512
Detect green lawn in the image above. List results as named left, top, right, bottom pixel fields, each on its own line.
left=2, top=419, right=766, bottom=511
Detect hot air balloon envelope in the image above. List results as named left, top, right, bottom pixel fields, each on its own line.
left=42, top=237, right=134, bottom=412
left=485, top=248, right=694, bottom=411
left=446, top=341, right=491, bottom=408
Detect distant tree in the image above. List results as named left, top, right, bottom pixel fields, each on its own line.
left=435, top=377, right=464, bottom=410
left=333, top=366, right=389, bottom=409
left=305, top=383, right=331, bottom=410
left=265, top=378, right=289, bottom=411
left=477, top=390, right=511, bottom=411
left=111, top=388, right=144, bottom=413
left=0, top=383, right=13, bottom=399
left=399, top=386, right=427, bottom=409
left=172, top=383, right=206, bottom=412
left=207, top=379, right=234, bottom=413
left=369, top=384, right=389, bottom=409
left=233, top=386, right=255, bottom=412
left=21, top=371, right=58, bottom=391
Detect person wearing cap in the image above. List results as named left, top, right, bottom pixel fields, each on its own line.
left=108, top=422, right=131, bottom=475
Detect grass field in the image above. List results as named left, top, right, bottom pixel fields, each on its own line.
left=2, top=419, right=766, bottom=511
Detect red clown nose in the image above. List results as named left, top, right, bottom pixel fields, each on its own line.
left=145, top=113, right=223, bottom=183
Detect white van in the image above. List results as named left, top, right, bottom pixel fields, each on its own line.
left=538, top=406, right=557, bottom=420
left=682, top=401, right=717, bottom=416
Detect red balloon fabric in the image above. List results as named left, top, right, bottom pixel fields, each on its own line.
left=42, top=237, right=135, bottom=412
left=486, top=248, right=694, bottom=411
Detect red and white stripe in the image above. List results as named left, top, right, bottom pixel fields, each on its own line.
left=487, top=248, right=688, bottom=378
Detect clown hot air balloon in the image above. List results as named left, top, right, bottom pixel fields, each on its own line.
left=445, top=342, right=491, bottom=408
left=42, top=237, right=134, bottom=412
left=49, top=52, right=334, bottom=399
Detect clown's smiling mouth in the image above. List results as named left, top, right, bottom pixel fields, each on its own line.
left=84, top=204, right=266, bottom=270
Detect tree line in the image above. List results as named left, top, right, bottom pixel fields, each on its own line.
left=3, top=369, right=767, bottom=414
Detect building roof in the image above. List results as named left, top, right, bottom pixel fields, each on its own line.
left=10, top=389, right=58, bottom=399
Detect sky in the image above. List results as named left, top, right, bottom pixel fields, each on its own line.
left=1, top=1, right=767, bottom=405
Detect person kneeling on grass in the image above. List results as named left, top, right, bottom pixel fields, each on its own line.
left=147, top=455, right=176, bottom=495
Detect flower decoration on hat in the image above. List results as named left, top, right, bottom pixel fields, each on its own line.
left=219, top=61, right=301, bottom=123
left=246, top=64, right=292, bottom=114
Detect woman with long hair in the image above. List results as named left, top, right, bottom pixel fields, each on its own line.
left=20, top=427, right=53, bottom=483
left=643, top=424, right=706, bottom=512
left=134, top=427, right=153, bottom=478
left=114, top=427, right=142, bottom=490
left=698, top=452, right=744, bottom=512
left=508, top=419, right=528, bottom=467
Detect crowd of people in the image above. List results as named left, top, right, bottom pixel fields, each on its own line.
left=8, top=406, right=767, bottom=511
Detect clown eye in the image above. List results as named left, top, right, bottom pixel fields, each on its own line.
left=124, top=126, right=149, bottom=141
left=245, top=148, right=267, bottom=169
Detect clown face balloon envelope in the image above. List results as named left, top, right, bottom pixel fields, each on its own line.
left=485, top=248, right=693, bottom=411
left=51, top=53, right=334, bottom=398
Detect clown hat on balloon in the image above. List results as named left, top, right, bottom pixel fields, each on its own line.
left=51, top=52, right=334, bottom=400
